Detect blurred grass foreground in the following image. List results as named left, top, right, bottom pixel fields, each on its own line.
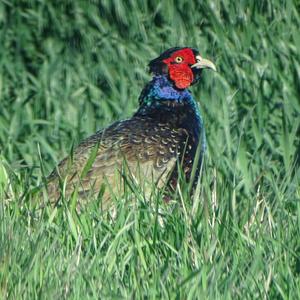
left=0, top=1, right=299, bottom=299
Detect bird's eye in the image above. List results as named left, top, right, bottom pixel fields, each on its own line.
left=175, top=56, right=183, bottom=63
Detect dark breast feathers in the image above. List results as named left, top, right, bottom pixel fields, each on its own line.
left=46, top=114, right=194, bottom=209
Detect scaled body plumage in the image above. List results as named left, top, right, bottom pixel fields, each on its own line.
left=46, top=47, right=216, bottom=208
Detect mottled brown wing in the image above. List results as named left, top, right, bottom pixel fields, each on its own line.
left=46, top=116, right=187, bottom=209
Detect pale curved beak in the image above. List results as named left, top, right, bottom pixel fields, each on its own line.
left=191, top=55, right=216, bottom=71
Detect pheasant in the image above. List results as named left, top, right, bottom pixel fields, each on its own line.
left=46, top=47, right=216, bottom=209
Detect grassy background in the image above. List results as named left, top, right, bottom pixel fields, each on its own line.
left=0, top=0, right=299, bottom=299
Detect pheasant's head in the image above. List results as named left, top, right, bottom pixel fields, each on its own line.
left=149, top=47, right=216, bottom=89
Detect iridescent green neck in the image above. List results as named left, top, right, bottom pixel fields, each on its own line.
left=138, top=75, right=193, bottom=109
left=137, top=74, right=206, bottom=151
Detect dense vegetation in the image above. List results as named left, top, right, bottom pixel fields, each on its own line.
left=0, top=1, right=299, bottom=299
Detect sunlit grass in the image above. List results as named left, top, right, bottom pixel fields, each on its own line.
left=0, top=1, right=299, bottom=299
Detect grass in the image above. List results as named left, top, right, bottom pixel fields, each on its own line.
left=0, top=0, right=299, bottom=299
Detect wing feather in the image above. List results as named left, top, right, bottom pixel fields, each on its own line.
left=46, top=116, right=187, bottom=209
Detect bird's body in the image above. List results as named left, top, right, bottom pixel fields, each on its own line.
left=46, top=47, right=215, bottom=209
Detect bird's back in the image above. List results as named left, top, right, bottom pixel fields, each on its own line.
left=46, top=114, right=189, bottom=209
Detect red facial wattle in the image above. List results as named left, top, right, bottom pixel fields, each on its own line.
left=168, top=65, right=194, bottom=89
left=162, top=48, right=197, bottom=89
